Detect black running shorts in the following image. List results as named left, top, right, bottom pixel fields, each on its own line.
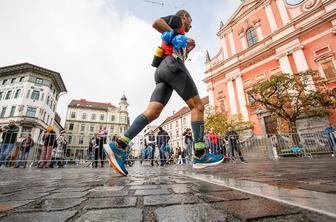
left=150, top=56, right=199, bottom=105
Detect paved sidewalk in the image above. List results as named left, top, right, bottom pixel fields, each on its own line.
left=0, top=161, right=335, bottom=221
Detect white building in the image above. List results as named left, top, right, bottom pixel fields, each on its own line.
left=0, top=63, right=67, bottom=144
left=158, top=96, right=209, bottom=153
left=64, top=96, right=130, bottom=159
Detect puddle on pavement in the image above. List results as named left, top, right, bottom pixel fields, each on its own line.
left=178, top=170, right=336, bottom=219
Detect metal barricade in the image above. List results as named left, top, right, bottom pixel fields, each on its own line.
left=1, top=130, right=335, bottom=169
left=239, top=131, right=335, bottom=160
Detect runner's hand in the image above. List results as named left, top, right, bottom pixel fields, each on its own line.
left=186, top=38, right=195, bottom=53
left=172, top=35, right=188, bottom=49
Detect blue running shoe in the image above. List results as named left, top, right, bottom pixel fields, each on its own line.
left=103, top=141, right=128, bottom=176
left=193, top=153, right=224, bottom=169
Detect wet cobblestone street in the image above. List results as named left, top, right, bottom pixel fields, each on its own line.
left=0, top=158, right=335, bottom=221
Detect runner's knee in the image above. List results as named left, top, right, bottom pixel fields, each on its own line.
left=192, top=103, right=204, bottom=113
left=144, top=109, right=161, bottom=122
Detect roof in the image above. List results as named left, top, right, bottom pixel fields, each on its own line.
left=0, top=63, right=67, bottom=93
left=68, top=99, right=116, bottom=110
left=217, top=0, right=259, bottom=36
left=160, top=96, right=209, bottom=125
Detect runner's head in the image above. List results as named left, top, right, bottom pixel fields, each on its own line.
left=176, top=9, right=192, bottom=33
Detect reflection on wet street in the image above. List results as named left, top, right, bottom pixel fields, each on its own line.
left=174, top=157, right=336, bottom=218
left=181, top=171, right=336, bottom=218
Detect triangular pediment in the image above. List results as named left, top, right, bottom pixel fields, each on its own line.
left=221, top=0, right=260, bottom=31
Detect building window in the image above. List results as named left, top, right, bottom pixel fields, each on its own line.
left=170, top=123, right=172, bottom=130
left=68, top=136, right=72, bottom=145
left=256, top=73, right=266, bottom=82
left=26, top=90, right=30, bottom=98
left=321, top=60, right=336, bottom=80
left=183, top=117, right=186, bottom=124
left=71, top=112, right=76, bottom=118
left=246, top=27, right=258, bottom=47
left=2, top=79, right=7, bottom=85
left=41, top=93, right=44, bottom=101
left=286, top=0, right=304, bottom=5
left=46, top=96, right=50, bottom=105
left=80, top=124, right=85, bottom=132
left=243, top=78, right=252, bottom=86
left=176, top=130, right=179, bottom=137
left=35, top=78, right=43, bottom=85
left=79, top=136, right=84, bottom=145
left=111, top=115, right=115, bottom=121
left=82, top=113, right=87, bottom=120
left=0, top=107, right=7, bottom=118
left=43, top=112, right=46, bottom=122
left=100, top=114, right=105, bottom=121
left=69, top=123, right=74, bottom=131
left=110, top=125, right=114, bottom=132
left=11, top=78, right=16, bottom=83
left=47, top=115, right=50, bottom=124
left=14, top=89, right=21, bottom=99
left=21, top=127, right=31, bottom=138
left=176, top=121, right=178, bottom=127
left=9, top=106, right=16, bottom=117
left=90, top=125, right=94, bottom=132
left=19, top=76, right=24, bottom=82
left=91, top=114, right=96, bottom=120
left=26, top=107, right=37, bottom=117
left=31, top=90, right=40, bottom=100
left=0, top=92, right=3, bottom=100
left=5, top=91, right=12, bottom=100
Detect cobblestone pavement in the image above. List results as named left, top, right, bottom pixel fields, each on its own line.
left=0, top=160, right=335, bottom=222
left=177, top=157, right=336, bottom=193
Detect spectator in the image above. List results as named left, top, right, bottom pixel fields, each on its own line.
left=182, top=128, right=193, bottom=162
left=225, top=127, right=245, bottom=163
left=145, top=130, right=156, bottom=166
left=15, top=134, right=34, bottom=168
left=177, top=146, right=182, bottom=164
left=218, top=136, right=229, bottom=162
left=88, top=137, right=95, bottom=161
left=38, top=125, right=57, bottom=168
left=181, top=147, right=187, bottom=164
left=75, top=153, right=81, bottom=165
left=208, top=128, right=219, bottom=154
left=53, top=130, right=67, bottom=168
left=324, top=124, right=336, bottom=157
left=156, top=126, right=170, bottom=166
left=95, top=128, right=106, bottom=168
left=8, top=146, right=20, bottom=167
left=0, top=120, right=20, bottom=168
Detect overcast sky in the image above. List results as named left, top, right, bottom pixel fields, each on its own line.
left=0, top=0, right=240, bottom=126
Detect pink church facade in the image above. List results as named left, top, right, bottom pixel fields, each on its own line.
left=204, top=0, right=336, bottom=134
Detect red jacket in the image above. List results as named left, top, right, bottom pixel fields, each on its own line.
left=208, top=132, right=218, bottom=145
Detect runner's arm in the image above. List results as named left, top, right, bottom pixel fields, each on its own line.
left=152, top=19, right=172, bottom=33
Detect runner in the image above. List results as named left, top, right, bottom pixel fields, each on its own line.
left=104, top=9, right=224, bottom=176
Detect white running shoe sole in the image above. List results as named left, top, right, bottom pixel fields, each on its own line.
left=192, top=157, right=224, bottom=169
left=103, top=144, right=127, bottom=176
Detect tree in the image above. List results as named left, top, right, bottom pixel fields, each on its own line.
left=248, top=70, right=336, bottom=134
left=205, top=106, right=254, bottom=136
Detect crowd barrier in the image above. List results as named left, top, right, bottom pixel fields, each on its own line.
left=0, top=131, right=335, bottom=168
